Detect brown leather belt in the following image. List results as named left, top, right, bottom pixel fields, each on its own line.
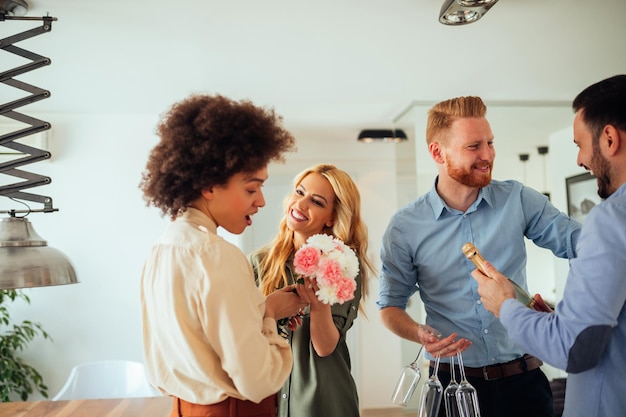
left=432, top=354, right=543, bottom=381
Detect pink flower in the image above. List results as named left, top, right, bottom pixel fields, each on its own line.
left=292, top=234, right=359, bottom=306
left=316, top=259, right=343, bottom=287
left=293, top=246, right=320, bottom=276
left=334, top=277, right=357, bottom=304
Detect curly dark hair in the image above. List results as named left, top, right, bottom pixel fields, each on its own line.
left=139, top=94, right=296, bottom=219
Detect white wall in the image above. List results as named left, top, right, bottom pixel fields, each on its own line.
left=549, top=126, right=587, bottom=298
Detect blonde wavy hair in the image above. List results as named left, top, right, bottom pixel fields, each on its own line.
left=255, top=164, right=375, bottom=310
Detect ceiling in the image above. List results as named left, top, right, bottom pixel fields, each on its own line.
left=2, top=0, right=626, bottom=143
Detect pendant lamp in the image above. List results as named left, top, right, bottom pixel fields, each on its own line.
left=439, top=0, right=499, bottom=25
left=1, top=4, right=78, bottom=289
left=0, top=217, right=77, bottom=289
left=357, top=129, right=408, bottom=143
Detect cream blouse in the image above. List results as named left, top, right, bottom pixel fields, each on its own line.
left=141, top=208, right=292, bottom=404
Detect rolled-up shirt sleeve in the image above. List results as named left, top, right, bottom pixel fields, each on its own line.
left=377, top=218, right=418, bottom=310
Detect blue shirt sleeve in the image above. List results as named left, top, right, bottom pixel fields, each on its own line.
left=519, top=185, right=580, bottom=259
left=500, top=185, right=626, bottom=372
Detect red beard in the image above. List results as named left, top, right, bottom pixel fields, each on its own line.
left=446, top=160, right=492, bottom=188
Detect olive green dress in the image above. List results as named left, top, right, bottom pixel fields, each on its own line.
left=250, top=250, right=362, bottom=417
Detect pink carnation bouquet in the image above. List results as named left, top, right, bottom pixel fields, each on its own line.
left=293, top=234, right=360, bottom=305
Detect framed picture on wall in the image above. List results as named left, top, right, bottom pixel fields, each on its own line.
left=566, top=172, right=600, bottom=223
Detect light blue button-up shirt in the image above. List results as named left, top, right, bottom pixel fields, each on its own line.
left=500, top=182, right=626, bottom=417
left=377, top=178, right=581, bottom=367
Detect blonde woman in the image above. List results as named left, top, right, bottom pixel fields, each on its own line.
left=250, top=164, right=375, bottom=417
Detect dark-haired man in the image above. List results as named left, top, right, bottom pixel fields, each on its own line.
left=474, top=74, right=626, bottom=417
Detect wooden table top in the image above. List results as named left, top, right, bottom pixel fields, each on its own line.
left=0, top=396, right=172, bottom=417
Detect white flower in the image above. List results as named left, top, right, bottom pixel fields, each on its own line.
left=306, top=234, right=336, bottom=254
left=316, top=286, right=339, bottom=305
left=332, top=238, right=359, bottom=278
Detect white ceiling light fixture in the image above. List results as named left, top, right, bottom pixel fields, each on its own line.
left=439, top=0, right=499, bottom=26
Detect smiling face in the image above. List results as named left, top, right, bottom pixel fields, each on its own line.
left=205, top=167, right=267, bottom=234
left=286, top=172, right=336, bottom=247
left=574, top=110, right=613, bottom=199
left=441, top=117, right=495, bottom=188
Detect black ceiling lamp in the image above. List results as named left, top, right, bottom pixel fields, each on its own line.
left=537, top=146, right=551, bottom=200
left=0, top=2, right=79, bottom=289
left=518, top=153, right=529, bottom=184
left=439, top=0, right=499, bottom=26
left=357, top=129, right=408, bottom=143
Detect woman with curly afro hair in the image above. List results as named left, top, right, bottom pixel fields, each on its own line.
left=139, top=94, right=309, bottom=417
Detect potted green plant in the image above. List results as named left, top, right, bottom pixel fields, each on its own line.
left=0, top=289, right=51, bottom=402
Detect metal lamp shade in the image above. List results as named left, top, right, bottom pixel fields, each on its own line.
left=0, top=217, right=78, bottom=289
left=439, top=0, right=499, bottom=25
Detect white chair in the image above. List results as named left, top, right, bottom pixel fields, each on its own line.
left=52, top=360, right=161, bottom=400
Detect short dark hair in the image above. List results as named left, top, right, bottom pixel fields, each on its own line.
left=572, top=75, right=626, bottom=141
left=140, top=94, right=296, bottom=219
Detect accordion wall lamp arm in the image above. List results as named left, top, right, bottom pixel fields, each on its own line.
left=0, top=12, right=78, bottom=289
left=1, top=14, right=56, bottom=214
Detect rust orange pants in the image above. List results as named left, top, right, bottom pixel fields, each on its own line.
left=170, top=395, right=277, bottom=417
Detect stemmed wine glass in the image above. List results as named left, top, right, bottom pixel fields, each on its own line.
left=417, top=354, right=443, bottom=417
left=391, top=344, right=423, bottom=406
left=455, top=352, right=481, bottom=417
left=391, top=324, right=442, bottom=407
left=443, top=354, right=461, bottom=417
